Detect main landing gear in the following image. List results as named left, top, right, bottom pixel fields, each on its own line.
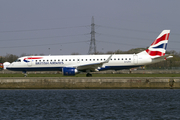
left=22, top=71, right=27, bottom=77
left=86, top=73, right=92, bottom=77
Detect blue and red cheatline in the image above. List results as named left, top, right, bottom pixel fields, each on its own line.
left=23, top=57, right=43, bottom=62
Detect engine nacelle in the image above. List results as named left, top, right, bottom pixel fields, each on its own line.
left=62, top=67, right=78, bottom=76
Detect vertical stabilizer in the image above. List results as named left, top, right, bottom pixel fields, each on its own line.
left=138, top=30, right=170, bottom=58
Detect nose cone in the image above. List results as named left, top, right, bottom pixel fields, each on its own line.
left=6, top=64, right=12, bottom=70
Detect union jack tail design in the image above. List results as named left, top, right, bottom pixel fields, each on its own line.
left=146, top=30, right=170, bottom=57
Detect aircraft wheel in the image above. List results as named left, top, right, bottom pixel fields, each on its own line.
left=23, top=71, right=27, bottom=77
left=86, top=73, right=92, bottom=77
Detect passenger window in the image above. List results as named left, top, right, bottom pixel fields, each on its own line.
left=122, top=58, right=123, bottom=60
left=114, top=58, right=116, bottom=60
left=69, top=59, right=71, bottom=61
left=90, top=59, right=91, bottom=61
left=93, top=59, right=95, bottom=61
left=125, top=58, right=127, bottom=60
left=73, top=59, right=75, bottom=61
left=118, top=58, right=120, bottom=60
left=82, top=59, right=83, bottom=61
left=129, top=58, right=131, bottom=60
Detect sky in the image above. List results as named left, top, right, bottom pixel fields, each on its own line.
left=0, top=0, right=180, bottom=56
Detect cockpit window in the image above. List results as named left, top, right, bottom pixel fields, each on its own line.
left=15, top=59, right=21, bottom=62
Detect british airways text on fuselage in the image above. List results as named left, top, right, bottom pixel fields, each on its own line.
left=35, top=61, right=64, bottom=65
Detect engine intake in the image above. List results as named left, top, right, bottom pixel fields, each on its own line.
left=62, top=67, right=78, bottom=76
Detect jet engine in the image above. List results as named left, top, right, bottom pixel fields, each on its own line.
left=62, top=67, right=78, bottom=76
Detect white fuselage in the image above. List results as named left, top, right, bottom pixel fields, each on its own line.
left=7, top=54, right=152, bottom=72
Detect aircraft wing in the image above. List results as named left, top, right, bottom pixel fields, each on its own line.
left=75, top=54, right=112, bottom=71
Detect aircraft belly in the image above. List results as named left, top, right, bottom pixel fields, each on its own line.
left=98, top=65, right=140, bottom=71
left=7, top=66, right=63, bottom=71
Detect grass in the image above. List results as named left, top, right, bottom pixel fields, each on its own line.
left=0, top=73, right=180, bottom=77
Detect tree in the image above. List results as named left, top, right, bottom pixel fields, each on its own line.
left=4, top=54, right=18, bottom=63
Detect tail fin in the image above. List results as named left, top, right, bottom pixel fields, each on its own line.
left=138, top=30, right=170, bottom=58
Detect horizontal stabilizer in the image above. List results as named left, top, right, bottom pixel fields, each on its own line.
left=151, top=54, right=173, bottom=63
left=152, top=54, right=173, bottom=60
left=166, top=56, right=173, bottom=59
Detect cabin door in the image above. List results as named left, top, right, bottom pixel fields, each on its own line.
left=27, top=57, right=32, bottom=66
left=133, top=54, right=138, bottom=64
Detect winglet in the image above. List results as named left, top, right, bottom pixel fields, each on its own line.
left=103, top=54, right=113, bottom=63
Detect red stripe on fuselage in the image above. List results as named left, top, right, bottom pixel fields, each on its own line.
left=27, top=57, right=43, bottom=59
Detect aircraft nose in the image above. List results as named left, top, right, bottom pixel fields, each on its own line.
left=6, top=63, right=12, bottom=69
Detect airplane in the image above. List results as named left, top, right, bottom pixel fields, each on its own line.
left=7, top=30, right=173, bottom=77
